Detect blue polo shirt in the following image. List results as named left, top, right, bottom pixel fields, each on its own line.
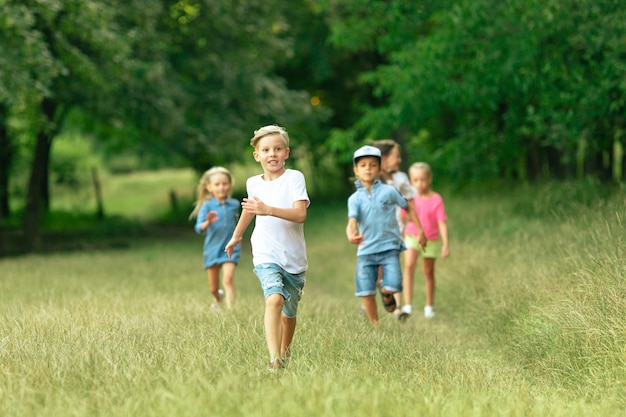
left=347, top=179, right=408, bottom=256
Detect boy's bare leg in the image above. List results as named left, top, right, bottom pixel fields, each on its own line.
left=264, top=293, right=285, bottom=361
left=280, top=314, right=296, bottom=359
left=360, top=266, right=384, bottom=313
left=362, top=295, right=379, bottom=327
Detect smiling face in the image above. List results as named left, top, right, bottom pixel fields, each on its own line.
left=353, top=156, right=381, bottom=186
left=253, top=133, right=290, bottom=178
left=207, top=172, right=233, bottom=202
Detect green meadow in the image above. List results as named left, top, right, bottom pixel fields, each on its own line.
left=1, top=171, right=625, bottom=417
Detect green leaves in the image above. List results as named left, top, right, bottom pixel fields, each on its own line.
left=326, top=0, right=626, bottom=181
left=0, top=2, right=61, bottom=101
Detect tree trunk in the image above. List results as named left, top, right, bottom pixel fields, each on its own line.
left=23, top=98, right=57, bottom=250
left=40, top=134, right=51, bottom=212
left=91, top=167, right=104, bottom=220
left=23, top=131, right=53, bottom=249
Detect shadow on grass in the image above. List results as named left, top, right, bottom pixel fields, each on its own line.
left=0, top=210, right=193, bottom=258
left=0, top=198, right=349, bottom=258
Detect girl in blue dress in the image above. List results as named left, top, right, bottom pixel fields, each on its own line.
left=190, top=167, right=241, bottom=309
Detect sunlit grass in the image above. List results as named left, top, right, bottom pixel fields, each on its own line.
left=49, top=165, right=259, bottom=222
left=50, top=168, right=198, bottom=221
left=1, top=174, right=625, bottom=416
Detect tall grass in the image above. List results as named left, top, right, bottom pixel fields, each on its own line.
left=1, top=174, right=624, bottom=417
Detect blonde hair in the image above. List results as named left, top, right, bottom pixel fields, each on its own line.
left=409, top=162, right=433, bottom=178
left=189, top=166, right=234, bottom=220
left=250, top=124, right=290, bottom=149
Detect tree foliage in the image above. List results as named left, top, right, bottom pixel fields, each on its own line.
left=0, top=0, right=327, bottom=247
left=158, top=0, right=325, bottom=171
left=324, top=0, right=626, bottom=181
left=1, top=0, right=625, bottom=251
left=0, top=1, right=61, bottom=220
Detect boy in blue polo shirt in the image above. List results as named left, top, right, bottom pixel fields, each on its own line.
left=346, top=145, right=408, bottom=327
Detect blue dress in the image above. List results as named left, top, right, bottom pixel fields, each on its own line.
left=194, top=198, right=241, bottom=268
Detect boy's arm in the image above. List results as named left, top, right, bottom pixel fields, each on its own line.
left=241, top=196, right=307, bottom=224
left=346, top=217, right=363, bottom=245
left=438, top=220, right=450, bottom=258
left=406, top=199, right=427, bottom=249
left=225, top=209, right=255, bottom=258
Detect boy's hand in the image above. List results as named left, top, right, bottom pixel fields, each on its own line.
left=347, top=232, right=364, bottom=245
left=346, top=218, right=362, bottom=245
left=224, top=237, right=241, bottom=258
left=241, top=197, right=270, bottom=216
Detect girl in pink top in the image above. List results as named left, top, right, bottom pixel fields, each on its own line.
left=401, top=162, right=449, bottom=318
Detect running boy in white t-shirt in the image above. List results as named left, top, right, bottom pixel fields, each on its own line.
left=225, top=124, right=309, bottom=372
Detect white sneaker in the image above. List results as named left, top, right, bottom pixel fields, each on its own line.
left=210, top=289, right=225, bottom=311
left=401, top=305, right=413, bottom=315
left=424, top=306, right=435, bottom=318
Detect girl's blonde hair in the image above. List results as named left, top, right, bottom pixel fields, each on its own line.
left=189, top=166, right=234, bottom=220
left=409, top=162, right=433, bottom=178
left=250, top=124, right=290, bottom=149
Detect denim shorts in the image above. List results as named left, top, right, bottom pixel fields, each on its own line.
left=355, top=249, right=402, bottom=297
left=253, top=263, right=306, bottom=318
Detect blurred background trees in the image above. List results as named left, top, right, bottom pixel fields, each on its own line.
left=1, top=0, right=624, bottom=248
left=323, top=0, right=625, bottom=182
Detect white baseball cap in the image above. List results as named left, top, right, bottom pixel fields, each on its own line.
left=353, top=145, right=382, bottom=165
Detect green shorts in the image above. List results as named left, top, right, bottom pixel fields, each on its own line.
left=404, top=235, right=441, bottom=259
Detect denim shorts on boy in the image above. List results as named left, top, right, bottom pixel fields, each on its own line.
left=253, top=263, right=306, bottom=318
left=405, top=235, right=442, bottom=258
left=354, top=249, right=402, bottom=296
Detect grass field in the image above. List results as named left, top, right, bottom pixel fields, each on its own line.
left=1, top=171, right=625, bottom=416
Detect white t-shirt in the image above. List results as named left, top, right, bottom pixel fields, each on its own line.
left=390, top=171, right=416, bottom=199
left=247, top=169, right=310, bottom=274
left=388, top=171, right=416, bottom=233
